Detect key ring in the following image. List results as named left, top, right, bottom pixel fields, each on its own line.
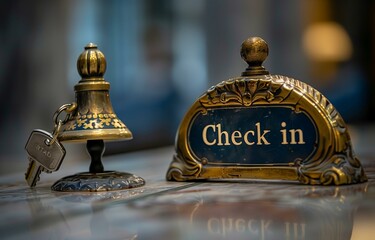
left=47, top=102, right=77, bottom=146
left=53, top=103, right=77, bottom=126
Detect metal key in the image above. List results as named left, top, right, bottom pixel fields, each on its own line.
left=25, top=129, right=66, bottom=187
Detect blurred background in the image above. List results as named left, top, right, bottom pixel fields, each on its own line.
left=1, top=0, right=374, bottom=174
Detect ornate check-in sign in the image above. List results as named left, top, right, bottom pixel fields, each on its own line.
left=166, top=37, right=367, bottom=185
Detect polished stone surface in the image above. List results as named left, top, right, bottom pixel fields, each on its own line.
left=0, top=125, right=374, bottom=240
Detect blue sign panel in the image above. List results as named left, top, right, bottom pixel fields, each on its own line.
left=189, top=107, right=317, bottom=165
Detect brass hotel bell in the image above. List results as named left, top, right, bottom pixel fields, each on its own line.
left=50, top=43, right=145, bottom=191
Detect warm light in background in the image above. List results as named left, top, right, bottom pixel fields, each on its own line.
left=303, top=22, right=353, bottom=62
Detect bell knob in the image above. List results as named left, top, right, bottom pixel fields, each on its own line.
left=241, top=37, right=269, bottom=76
left=77, top=43, right=107, bottom=79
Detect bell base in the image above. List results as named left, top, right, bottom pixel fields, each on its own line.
left=51, top=171, right=145, bottom=192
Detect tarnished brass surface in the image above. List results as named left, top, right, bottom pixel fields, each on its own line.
left=167, top=36, right=367, bottom=185
left=57, top=43, right=132, bottom=142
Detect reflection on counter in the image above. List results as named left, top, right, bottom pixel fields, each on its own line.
left=127, top=182, right=368, bottom=240
left=18, top=181, right=371, bottom=240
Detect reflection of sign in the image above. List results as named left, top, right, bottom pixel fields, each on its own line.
left=207, top=216, right=305, bottom=239
left=189, top=107, right=317, bottom=165
left=129, top=183, right=366, bottom=240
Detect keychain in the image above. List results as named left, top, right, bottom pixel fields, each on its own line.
left=24, top=103, right=76, bottom=187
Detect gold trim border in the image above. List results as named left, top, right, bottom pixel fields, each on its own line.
left=166, top=75, right=367, bottom=185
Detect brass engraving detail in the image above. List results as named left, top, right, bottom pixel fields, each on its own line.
left=64, top=113, right=126, bottom=130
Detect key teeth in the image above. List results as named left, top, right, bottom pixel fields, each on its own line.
left=42, top=168, right=52, bottom=174
left=41, top=166, right=52, bottom=174
left=32, top=173, right=41, bottom=188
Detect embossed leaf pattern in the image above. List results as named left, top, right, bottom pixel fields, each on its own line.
left=200, top=78, right=284, bottom=108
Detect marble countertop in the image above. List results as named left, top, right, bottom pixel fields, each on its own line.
left=1, top=127, right=374, bottom=239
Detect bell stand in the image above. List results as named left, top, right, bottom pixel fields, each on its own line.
left=51, top=139, right=145, bottom=192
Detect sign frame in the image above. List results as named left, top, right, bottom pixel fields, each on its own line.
left=166, top=75, right=367, bottom=185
